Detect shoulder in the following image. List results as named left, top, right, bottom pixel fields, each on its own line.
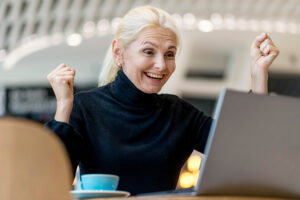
left=157, top=93, right=198, bottom=111
left=74, top=85, right=109, bottom=101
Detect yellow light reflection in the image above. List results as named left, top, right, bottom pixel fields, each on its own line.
left=193, top=171, right=199, bottom=185
left=187, top=155, right=202, bottom=172
left=179, top=171, right=194, bottom=188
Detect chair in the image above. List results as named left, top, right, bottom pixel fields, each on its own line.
left=0, top=117, right=73, bottom=200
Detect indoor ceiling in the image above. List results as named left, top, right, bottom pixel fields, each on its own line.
left=1, top=0, right=300, bottom=53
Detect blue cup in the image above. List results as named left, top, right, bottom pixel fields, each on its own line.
left=81, top=174, right=119, bottom=191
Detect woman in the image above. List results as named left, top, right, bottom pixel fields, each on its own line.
left=45, top=5, right=279, bottom=195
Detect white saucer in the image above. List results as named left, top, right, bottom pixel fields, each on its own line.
left=70, top=190, right=130, bottom=199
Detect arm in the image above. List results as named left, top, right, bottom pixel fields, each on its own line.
left=250, top=33, right=280, bottom=94
left=46, top=63, right=81, bottom=174
left=47, top=63, right=76, bottom=123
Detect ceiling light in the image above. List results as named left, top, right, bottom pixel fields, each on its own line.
left=97, top=19, right=110, bottom=33
left=171, top=14, right=182, bottom=27
left=198, top=20, right=214, bottom=32
left=224, top=14, right=235, bottom=30
left=66, top=33, right=82, bottom=46
left=210, top=13, right=223, bottom=30
left=210, top=13, right=223, bottom=25
left=111, top=17, right=122, bottom=32
left=183, top=13, right=196, bottom=29
left=83, top=21, right=96, bottom=35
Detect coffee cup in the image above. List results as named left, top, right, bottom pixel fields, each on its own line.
left=81, top=174, right=119, bottom=191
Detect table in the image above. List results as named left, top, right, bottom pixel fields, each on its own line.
left=86, top=196, right=296, bottom=200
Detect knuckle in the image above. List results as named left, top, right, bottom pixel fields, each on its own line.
left=55, top=76, right=62, bottom=82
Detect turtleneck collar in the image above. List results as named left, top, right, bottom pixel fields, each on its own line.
left=109, top=69, right=158, bottom=107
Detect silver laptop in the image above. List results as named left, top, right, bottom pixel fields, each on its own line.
left=140, top=88, right=300, bottom=198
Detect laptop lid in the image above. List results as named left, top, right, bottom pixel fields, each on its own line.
left=195, top=88, right=300, bottom=198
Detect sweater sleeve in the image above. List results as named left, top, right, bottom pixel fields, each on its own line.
left=44, top=96, right=84, bottom=174
left=192, top=114, right=212, bottom=153
left=182, top=100, right=213, bottom=153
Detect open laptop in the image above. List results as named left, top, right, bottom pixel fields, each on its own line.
left=139, top=88, right=300, bottom=198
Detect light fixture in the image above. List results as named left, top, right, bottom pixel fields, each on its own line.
left=198, top=20, right=214, bottom=32
left=224, top=14, right=236, bottom=30
left=111, top=17, right=122, bottom=32
left=183, top=13, right=196, bottom=29
left=66, top=33, right=82, bottom=47
left=210, top=13, right=223, bottom=30
left=171, top=13, right=182, bottom=27
left=193, top=171, right=199, bottom=186
left=83, top=21, right=96, bottom=37
left=187, top=155, right=202, bottom=172
left=179, top=171, right=194, bottom=188
left=97, top=19, right=110, bottom=33
left=210, top=13, right=223, bottom=25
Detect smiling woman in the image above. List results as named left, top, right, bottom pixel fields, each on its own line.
left=45, top=5, right=279, bottom=196
left=113, top=26, right=177, bottom=93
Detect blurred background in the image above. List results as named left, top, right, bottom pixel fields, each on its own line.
left=1, top=0, right=300, bottom=189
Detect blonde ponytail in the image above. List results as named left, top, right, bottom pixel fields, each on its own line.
left=98, top=45, right=120, bottom=86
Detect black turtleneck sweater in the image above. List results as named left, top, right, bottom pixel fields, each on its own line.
left=45, top=70, right=212, bottom=195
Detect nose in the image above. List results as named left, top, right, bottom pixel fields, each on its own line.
left=154, top=54, right=166, bottom=71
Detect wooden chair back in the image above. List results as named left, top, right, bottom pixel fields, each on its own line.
left=0, top=117, right=72, bottom=200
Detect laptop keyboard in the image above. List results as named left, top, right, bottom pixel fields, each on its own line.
left=136, top=187, right=195, bottom=196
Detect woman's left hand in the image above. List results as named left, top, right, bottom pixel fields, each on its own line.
left=250, top=33, right=280, bottom=94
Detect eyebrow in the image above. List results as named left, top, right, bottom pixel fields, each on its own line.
left=142, top=41, right=177, bottom=50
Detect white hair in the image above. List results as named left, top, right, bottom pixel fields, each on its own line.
left=98, top=5, right=181, bottom=86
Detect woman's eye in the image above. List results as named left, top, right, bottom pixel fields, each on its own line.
left=143, top=50, right=153, bottom=55
left=166, top=52, right=175, bottom=58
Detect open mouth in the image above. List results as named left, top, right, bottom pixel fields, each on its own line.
left=144, top=72, right=164, bottom=80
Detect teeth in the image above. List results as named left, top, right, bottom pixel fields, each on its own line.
left=146, top=72, right=163, bottom=79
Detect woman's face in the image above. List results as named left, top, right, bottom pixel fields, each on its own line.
left=120, top=27, right=177, bottom=94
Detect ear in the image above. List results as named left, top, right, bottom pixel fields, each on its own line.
left=112, top=39, right=123, bottom=66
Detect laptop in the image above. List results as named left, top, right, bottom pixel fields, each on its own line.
left=139, top=88, right=300, bottom=198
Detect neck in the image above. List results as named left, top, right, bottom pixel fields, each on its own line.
left=109, top=69, right=158, bottom=107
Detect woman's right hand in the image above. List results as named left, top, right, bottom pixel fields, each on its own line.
left=47, top=63, right=76, bottom=123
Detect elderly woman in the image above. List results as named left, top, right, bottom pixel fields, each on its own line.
left=45, top=5, right=279, bottom=195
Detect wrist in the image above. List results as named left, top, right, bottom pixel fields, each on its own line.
left=57, top=98, right=73, bottom=106
left=55, top=100, right=73, bottom=123
left=251, top=66, right=268, bottom=79
left=251, top=71, right=268, bottom=94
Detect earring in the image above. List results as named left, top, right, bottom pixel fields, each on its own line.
left=117, top=61, right=122, bottom=67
